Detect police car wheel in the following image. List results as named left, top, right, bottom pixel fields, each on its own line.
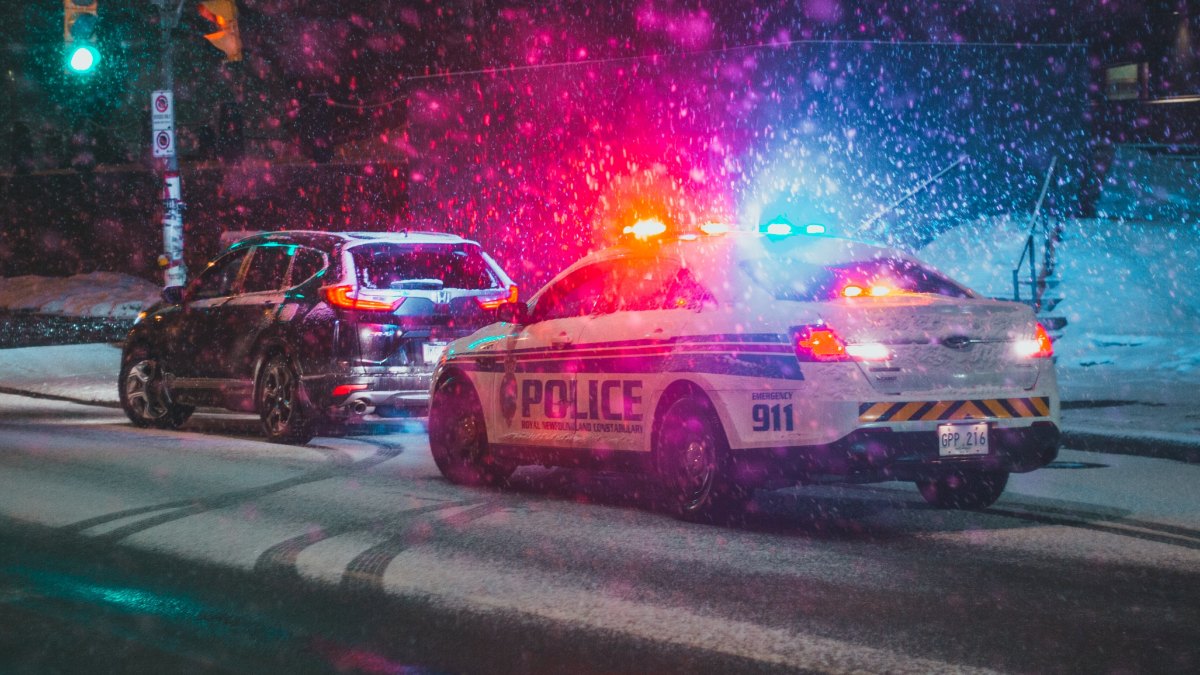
left=256, top=354, right=313, bottom=445
left=916, top=469, right=1009, bottom=510
left=119, top=348, right=193, bottom=430
left=429, top=376, right=512, bottom=487
left=655, top=396, right=747, bottom=521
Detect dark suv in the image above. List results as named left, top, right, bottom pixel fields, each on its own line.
left=119, top=230, right=517, bottom=444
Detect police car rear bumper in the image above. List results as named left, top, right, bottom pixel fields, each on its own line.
left=730, top=421, right=1060, bottom=488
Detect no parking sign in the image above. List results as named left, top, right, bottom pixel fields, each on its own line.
left=153, top=128, right=175, bottom=158
left=151, top=90, right=175, bottom=158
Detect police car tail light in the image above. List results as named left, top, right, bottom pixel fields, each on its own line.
left=322, top=285, right=404, bottom=312
left=476, top=284, right=519, bottom=310
left=1013, top=322, right=1054, bottom=358
left=793, top=324, right=890, bottom=362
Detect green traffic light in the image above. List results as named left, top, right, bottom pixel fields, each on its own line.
left=68, top=44, right=99, bottom=73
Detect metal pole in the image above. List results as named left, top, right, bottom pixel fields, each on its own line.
left=155, top=0, right=186, bottom=297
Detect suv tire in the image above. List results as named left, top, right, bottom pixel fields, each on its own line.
left=257, top=354, right=313, bottom=444
left=119, top=347, right=193, bottom=429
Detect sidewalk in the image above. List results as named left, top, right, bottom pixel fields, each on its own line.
left=1, top=343, right=1198, bottom=464
left=1058, top=366, right=1200, bottom=463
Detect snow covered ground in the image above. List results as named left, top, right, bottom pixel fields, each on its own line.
left=920, top=217, right=1200, bottom=385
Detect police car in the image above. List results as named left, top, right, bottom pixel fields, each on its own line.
left=427, top=221, right=1059, bottom=520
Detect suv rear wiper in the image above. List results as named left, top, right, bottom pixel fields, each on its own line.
left=390, top=278, right=445, bottom=290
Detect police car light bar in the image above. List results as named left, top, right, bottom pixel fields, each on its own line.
left=759, top=218, right=828, bottom=237
left=623, top=218, right=668, bottom=240
left=699, top=222, right=731, bottom=236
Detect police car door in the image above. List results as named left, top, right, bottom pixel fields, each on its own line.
left=491, top=261, right=618, bottom=452
left=572, top=256, right=701, bottom=455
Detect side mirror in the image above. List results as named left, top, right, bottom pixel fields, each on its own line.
left=161, top=285, right=185, bottom=305
left=497, top=300, right=529, bottom=325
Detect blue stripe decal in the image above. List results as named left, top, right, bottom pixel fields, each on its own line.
left=445, top=333, right=803, bottom=380
left=502, top=353, right=803, bottom=379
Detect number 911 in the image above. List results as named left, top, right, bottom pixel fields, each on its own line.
left=752, top=403, right=794, bottom=432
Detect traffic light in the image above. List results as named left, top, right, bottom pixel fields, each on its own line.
left=198, top=0, right=243, bottom=63
left=63, top=0, right=100, bottom=74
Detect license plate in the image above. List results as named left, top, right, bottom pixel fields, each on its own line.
left=937, top=422, right=989, bottom=456
left=423, top=342, right=448, bottom=364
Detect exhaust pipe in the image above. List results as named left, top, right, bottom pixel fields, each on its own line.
left=350, top=399, right=371, bottom=415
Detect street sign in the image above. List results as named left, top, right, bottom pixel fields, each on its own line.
left=151, top=90, right=175, bottom=158
left=152, top=128, right=175, bottom=158
left=151, top=90, right=173, bottom=129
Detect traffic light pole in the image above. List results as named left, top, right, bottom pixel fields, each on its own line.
left=154, top=0, right=186, bottom=298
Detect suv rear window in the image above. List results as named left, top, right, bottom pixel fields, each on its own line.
left=743, top=256, right=974, bottom=301
left=351, top=243, right=502, bottom=291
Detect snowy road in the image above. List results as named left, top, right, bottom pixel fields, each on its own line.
left=1, top=393, right=1199, bottom=674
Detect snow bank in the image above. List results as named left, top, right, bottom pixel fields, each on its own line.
left=0, top=272, right=159, bottom=319
left=921, top=217, right=1200, bottom=376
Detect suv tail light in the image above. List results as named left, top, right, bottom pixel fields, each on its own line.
left=476, top=284, right=519, bottom=310
left=322, top=284, right=405, bottom=312
left=792, top=324, right=891, bottom=362
left=1013, top=322, right=1054, bottom=358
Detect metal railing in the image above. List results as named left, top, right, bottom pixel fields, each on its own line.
left=1011, top=157, right=1059, bottom=314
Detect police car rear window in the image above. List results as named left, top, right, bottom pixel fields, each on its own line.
left=742, top=257, right=974, bottom=301
left=352, top=243, right=501, bottom=291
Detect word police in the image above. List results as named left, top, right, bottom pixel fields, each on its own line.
left=521, top=378, right=643, bottom=421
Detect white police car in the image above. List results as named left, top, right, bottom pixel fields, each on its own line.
left=428, top=221, right=1059, bottom=520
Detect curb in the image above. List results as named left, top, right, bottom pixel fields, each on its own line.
left=1061, top=430, right=1200, bottom=464
left=0, top=385, right=122, bottom=409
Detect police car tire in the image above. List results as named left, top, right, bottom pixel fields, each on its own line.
left=429, top=376, right=512, bottom=487
left=256, top=354, right=314, bottom=445
left=655, top=396, right=748, bottom=521
left=916, top=469, right=1009, bottom=510
left=119, top=347, right=193, bottom=430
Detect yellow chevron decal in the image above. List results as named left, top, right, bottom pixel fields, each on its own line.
left=980, top=399, right=1012, bottom=418
left=1030, top=397, right=1051, bottom=416
left=1010, top=398, right=1035, bottom=417
left=859, top=402, right=893, bottom=423
left=948, top=400, right=987, bottom=420
left=858, top=397, right=1051, bottom=423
